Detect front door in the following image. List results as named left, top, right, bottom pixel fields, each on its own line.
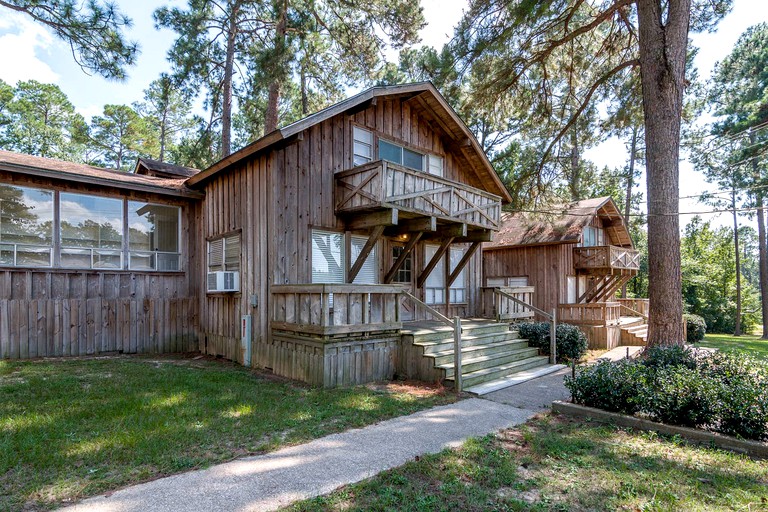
left=391, top=243, right=416, bottom=321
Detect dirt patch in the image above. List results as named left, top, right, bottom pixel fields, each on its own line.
left=365, top=380, right=450, bottom=398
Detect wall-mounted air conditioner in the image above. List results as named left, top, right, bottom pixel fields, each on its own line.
left=207, top=271, right=240, bottom=292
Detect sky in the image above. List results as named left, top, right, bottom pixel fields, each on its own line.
left=0, top=0, right=766, bottom=230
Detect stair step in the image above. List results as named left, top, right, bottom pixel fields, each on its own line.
left=407, top=323, right=513, bottom=343
left=445, top=355, right=550, bottom=388
left=465, top=364, right=568, bottom=396
left=429, top=339, right=534, bottom=364
left=416, top=331, right=523, bottom=354
left=440, top=347, right=541, bottom=377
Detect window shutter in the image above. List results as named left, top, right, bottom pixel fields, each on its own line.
left=351, top=235, right=378, bottom=284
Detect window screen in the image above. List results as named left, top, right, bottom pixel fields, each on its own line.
left=0, top=184, right=53, bottom=267
left=60, top=192, right=123, bottom=269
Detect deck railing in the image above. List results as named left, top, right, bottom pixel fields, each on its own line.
left=573, top=245, right=640, bottom=272
left=481, top=286, right=535, bottom=322
left=557, top=302, right=621, bottom=326
left=271, top=284, right=407, bottom=337
left=616, top=298, right=649, bottom=319
left=335, top=160, right=502, bottom=230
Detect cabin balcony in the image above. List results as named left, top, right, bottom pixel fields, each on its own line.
left=573, top=245, right=640, bottom=275
left=335, top=160, right=502, bottom=231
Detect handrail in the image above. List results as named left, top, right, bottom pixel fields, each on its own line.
left=401, top=290, right=463, bottom=394
left=493, top=287, right=557, bottom=365
left=401, top=290, right=453, bottom=327
left=619, top=304, right=648, bottom=323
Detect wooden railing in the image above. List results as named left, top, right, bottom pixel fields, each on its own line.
left=481, top=286, right=535, bottom=322
left=557, top=302, right=621, bottom=326
left=616, top=298, right=649, bottom=318
left=335, top=160, right=502, bottom=230
left=573, top=245, right=640, bottom=272
left=271, top=284, right=407, bottom=337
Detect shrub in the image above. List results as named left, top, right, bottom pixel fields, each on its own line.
left=518, top=322, right=588, bottom=363
left=642, top=344, right=698, bottom=370
left=699, top=352, right=768, bottom=440
left=684, top=314, right=706, bottom=343
left=565, top=359, right=646, bottom=415
left=639, top=365, right=720, bottom=428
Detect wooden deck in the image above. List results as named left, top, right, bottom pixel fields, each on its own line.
left=573, top=245, right=640, bottom=274
left=335, top=160, right=502, bottom=230
left=401, top=318, right=504, bottom=335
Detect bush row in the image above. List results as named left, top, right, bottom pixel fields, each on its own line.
left=518, top=322, right=588, bottom=363
left=564, top=345, right=768, bottom=441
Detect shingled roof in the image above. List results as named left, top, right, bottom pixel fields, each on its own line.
left=134, top=157, right=200, bottom=178
left=484, top=197, right=633, bottom=249
left=0, top=150, right=203, bottom=199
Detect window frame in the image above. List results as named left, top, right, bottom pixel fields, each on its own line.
left=207, top=232, right=241, bottom=274
left=351, top=124, right=444, bottom=177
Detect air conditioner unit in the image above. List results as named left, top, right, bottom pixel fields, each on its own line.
left=207, top=271, right=240, bottom=292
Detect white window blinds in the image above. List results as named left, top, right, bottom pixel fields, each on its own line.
left=351, top=235, right=378, bottom=284
left=449, top=246, right=467, bottom=303
left=207, top=234, right=240, bottom=272
left=311, top=230, right=345, bottom=284
left=353, top=127, right=373, bottom=166
left=424, top=244, right=445, bottom=305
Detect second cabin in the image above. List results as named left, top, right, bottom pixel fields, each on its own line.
left=482, top=197, right=649, bottom=349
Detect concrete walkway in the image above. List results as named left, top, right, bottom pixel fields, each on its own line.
left=63, top=398, right=538, bottom=512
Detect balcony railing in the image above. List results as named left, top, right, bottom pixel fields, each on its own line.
left=557, top=302, right=621, bottom=326
left=335, top=160, right=501, bottom=230
left=271, top=284, right=407, bottom=338
left=573, top=245, right=640, bottom=273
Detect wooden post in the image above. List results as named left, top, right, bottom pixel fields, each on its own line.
left=550, top=308, right=557, bottom=365
left=453, top=316, right=462, bottom=394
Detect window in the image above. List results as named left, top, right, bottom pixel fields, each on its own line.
left=379, top=139, right=425, bottom=172
left=60, top=193, right=123, bottom=269
left=581, top=226, right=605, bottom=247
left=350, top=235, right=378, bottom=284
left=208, top=233, right=240, bottom=273
left=424, top=244, right=445, bottom=304
left=428, top=155, right=443, bottom=177
left=391, top=245, right=412, bottom=284
left=311, top=230, right=344, bottom=284
left=567, top=276, right=577, bottom=304
left=353, top=127, right=373, bottom=166
left=0, top=184, right=53, bottom=267
left=128, top=202, right=181, bottom=271
left=449, top=246, right=468, bottom=303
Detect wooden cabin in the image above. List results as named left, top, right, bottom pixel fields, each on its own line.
left=0, top=83, right=560, bottom=389
left=482, top=197, right=648, bottom=349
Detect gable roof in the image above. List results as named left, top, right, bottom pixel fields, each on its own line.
left=0, top=150, right=203, bottom=199
left=484, top=196, right=633, bottom=249
left=134, top=158, right=200, bottom=178
left=186, top=82, right=512, bottom=202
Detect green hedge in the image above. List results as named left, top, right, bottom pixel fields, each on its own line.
left=518, top=322, right=588, bottom=363
left=565, top=346, right=768, bottom=441
left=684, top=314, right=707, bottom=343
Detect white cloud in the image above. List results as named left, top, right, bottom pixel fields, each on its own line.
left=0, top=12, right=59, bottom=85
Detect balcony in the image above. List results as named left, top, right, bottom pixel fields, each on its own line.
left=335, top=160, right=502, bottom=231
left=573, top=245, right=640, bottom=275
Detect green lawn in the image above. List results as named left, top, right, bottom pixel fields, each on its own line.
left=0, top=356, right=454, bottom=512
left=286, top=413, right=768, bottom=512
left=699, top=333, right=768, bottom=360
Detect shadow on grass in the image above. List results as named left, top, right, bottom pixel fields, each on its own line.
left=0, top=357, right=453, bottom=511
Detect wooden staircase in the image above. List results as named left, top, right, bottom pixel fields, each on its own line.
left=619, top=316, right=648, bottom=345
left=399, top=320, right=555, bottom=392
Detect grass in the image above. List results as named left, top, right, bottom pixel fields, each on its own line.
left=286, top=413, right=768, bottom=512
left=699, top=332, right=768, bottom=360
left=0, top=355, right=455, bottom=511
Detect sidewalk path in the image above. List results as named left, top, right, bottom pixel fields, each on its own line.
left=483, top=367, right=571, bottom=411
left=64, top=399, right=535, bottom=512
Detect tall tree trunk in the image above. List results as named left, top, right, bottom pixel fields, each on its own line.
left=265, top=0, right=288, bottom=134
left=622, top=125, right=638, bottom=298
left=159, top=109, right=167, bottom=162
left=221, top=8, right=238, bottom=158
left=569, top=129, right=580, bottom=201
left=756, top=193, right=768, bottom=339
left=732, top=189, right=742, bottom=335
left=637, top=0, right=689, bottom=346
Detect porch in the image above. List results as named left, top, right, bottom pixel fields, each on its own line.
left=268, top=284, right=542, bottom=388
left=573, top=245, right=640, bottom=275
left=556, top=299, right=649, bottom=349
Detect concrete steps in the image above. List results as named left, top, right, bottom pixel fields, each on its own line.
left=405, top=320, right=554, bottom=390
